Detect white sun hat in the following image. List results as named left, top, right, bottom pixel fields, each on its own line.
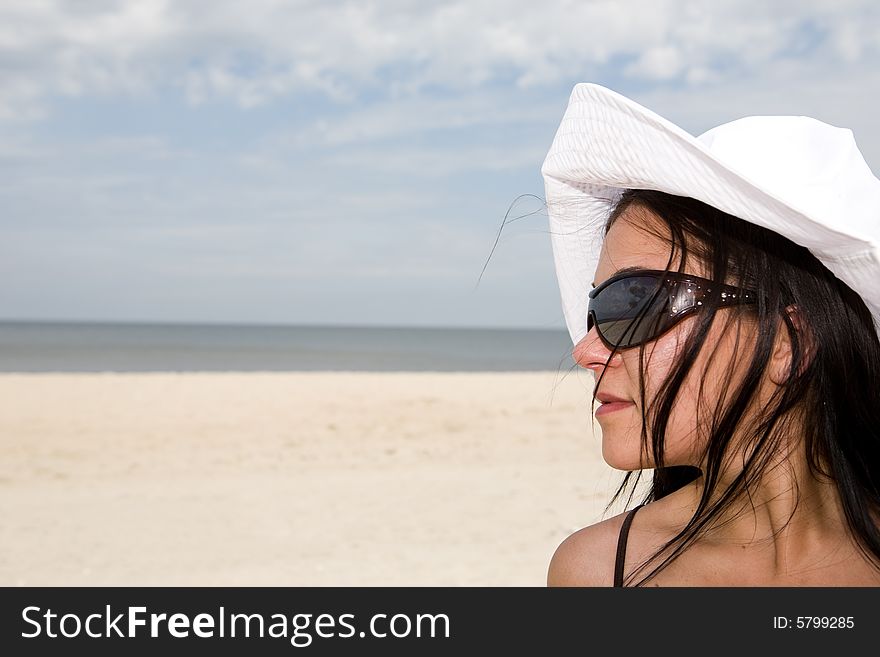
left=541, top=83, right=880, bottom=345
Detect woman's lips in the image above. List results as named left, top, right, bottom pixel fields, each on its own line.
left=595, top=400, right=635, bottom=416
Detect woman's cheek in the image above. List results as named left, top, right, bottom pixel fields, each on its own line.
left=630, top=328, right=704, bottom=465
left=633, top=330, right=686, bottom=403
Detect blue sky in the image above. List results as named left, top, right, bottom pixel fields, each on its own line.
left=2, top=0, right=879, bottom=328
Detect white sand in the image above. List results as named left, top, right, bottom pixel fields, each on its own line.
left=0, top=371, right=623, bottom=586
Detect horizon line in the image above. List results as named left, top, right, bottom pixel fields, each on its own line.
left=0, top=317, right=568, bottom=333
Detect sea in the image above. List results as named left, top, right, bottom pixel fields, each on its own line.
left=0, top=321, right=576, bottom=372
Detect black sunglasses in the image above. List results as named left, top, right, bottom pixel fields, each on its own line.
left=588, top=269, right=757, bottom=349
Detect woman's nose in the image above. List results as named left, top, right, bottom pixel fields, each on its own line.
left=572, top=328, right=618, bottom=374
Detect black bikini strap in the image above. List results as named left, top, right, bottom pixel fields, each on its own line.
left=613, top=505, right=643, bottom=587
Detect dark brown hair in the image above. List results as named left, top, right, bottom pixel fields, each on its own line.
left=598, top=189, right=880, bottom=585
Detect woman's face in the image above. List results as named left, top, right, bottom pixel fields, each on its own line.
left=573, top=203, right=752, bottom=471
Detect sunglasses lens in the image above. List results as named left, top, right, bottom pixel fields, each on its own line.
left=589, top=275, right=670, bottom=347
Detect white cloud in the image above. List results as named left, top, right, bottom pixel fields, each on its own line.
left=322, top=141, right=547, bottom=177
left=2, top=0, right=879, bottom=327
left=1, top=0, right=878, bottom=120
left=282, top=90, right=556, bottom=148
left=625, top=46, right=684, bottom=80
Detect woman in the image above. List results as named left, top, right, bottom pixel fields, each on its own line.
left=541, top=84, right=880, bottom=586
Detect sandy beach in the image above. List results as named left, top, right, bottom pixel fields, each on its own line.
left=0, top=371, right=622, bottom=586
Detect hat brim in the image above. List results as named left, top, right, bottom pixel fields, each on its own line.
left=542, top=83, right=880, bottom=344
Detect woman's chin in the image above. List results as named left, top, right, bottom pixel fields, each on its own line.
left=601, top=446, right=644, bottom=471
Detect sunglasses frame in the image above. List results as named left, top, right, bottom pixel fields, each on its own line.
left=588, top=268, right=757, bottom=349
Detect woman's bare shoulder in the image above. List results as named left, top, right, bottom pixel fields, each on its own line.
left=546, top=512, right=633, bottom=587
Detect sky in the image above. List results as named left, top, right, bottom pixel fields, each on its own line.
left=2, top=0, right=879, bottom=329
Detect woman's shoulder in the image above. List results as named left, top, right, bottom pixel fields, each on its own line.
left=547, top=509, right=638, bottom=587
left=547, top=495, right=694, bottom=587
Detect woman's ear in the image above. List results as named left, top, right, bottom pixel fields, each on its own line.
left=768, top=305, right=815, bottom=385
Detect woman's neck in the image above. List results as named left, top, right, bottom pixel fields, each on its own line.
left=684, top=451, right=851, bottom=574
